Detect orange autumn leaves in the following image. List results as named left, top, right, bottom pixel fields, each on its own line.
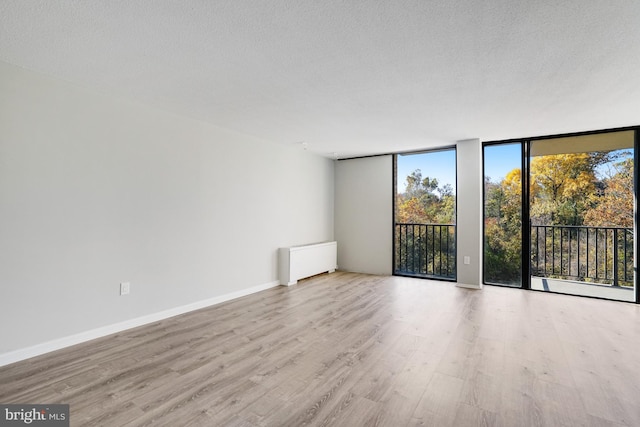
left=489, top=152, right=632, bottom=227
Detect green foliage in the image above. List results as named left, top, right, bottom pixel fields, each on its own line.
left=584, top=157, right=634, bottom=227
left=397, top=151, right=633, bottom=285
left=395, top=169, right=456, bottom=277
left=397, top=169, right=455, bottom=224
left=484, top=150, right=633, bottom=286
left=529, top=153, right=600, bottom=225
left=395, top=224, right=456, bottom=278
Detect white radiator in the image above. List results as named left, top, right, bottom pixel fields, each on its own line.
left=278, top=241, right=337, bottom=286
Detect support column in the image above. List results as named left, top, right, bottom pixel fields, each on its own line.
left=456, top=138, right=483, bottom=289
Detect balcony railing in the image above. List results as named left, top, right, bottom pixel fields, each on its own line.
left=531, top=225, right=634, bottom=287
left=397, top=223, right=634, bottom=288
left=395, top=223, right=456, bottom=279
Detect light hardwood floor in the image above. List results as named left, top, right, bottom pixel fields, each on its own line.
left=1, top=272, right=640, bottom=426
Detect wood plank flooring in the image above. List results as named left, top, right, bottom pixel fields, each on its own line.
left=1, top=272, right=640, bottom=426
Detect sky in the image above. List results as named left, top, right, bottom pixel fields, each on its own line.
left=397, top=144, right=632, bottom=194
left=483, top=143, right=521, bottom=183
left=397, top=149, right=456, bottom=194
left=482, top=144, right=632, bottom=182
left=397, top=145, right=519, bottom=194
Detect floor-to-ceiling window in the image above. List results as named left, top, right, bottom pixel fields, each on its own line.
left=483, top=128, right=638, bottom=303
left=483, top=142, right=523, bottom=287
left=529, top=131, right=635, bottom=301
left=394, top=148, right=457, bottom=280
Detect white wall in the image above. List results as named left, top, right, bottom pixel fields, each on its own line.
left=456, top=139, right=483, bottom=288
left=0, top=61, right=334, bottom=361
left=334, top=156, right=393, bottom=275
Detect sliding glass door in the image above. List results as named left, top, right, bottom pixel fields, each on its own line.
left=483, top=128, right=638, bottom=303
left=529, top=131, right=635, bottom=301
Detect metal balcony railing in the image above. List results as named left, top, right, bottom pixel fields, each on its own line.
left=395, top=223, right=456, bottom=279
left=531, top=225, right=634, bottom=287
left=397, top=223, right=634, bottom=287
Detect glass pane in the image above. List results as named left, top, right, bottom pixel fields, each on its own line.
left=483, top=143, right=522, bottom=287
left=395, top=149, right=456, bottom=279
left=529, top=131, right=635, bottom=302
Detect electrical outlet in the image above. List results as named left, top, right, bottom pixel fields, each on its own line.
left=463, top=256, right=470, bottom=265
left=120, top=282, right=130, bottom=295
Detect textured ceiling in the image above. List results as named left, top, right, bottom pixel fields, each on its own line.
left=1, top=1, right=640, bottom=158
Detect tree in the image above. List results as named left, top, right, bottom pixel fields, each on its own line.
left=529, top=153, right=599, bottom=225
left=484, top=217, right=521, bottom=284
left=484, top=169, right=522, bottom=285
left=395, top=169, right=456, bottom=276
left=584, top=158, right=634, bottom=227
left=397, top=197, right=428, bottom=224
left=396, top=169, right=455, bottom=224
left=404, top=170, right=438, bottom=200
left=484, top=150, right=632, bottom=285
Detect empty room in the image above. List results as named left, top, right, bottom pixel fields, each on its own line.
left=1, top=1, right=640, bottom=426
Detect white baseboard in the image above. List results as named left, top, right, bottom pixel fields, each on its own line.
left=456, top=282, right=483, bottom=290
left=0, top=280, right=280, bottom=367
